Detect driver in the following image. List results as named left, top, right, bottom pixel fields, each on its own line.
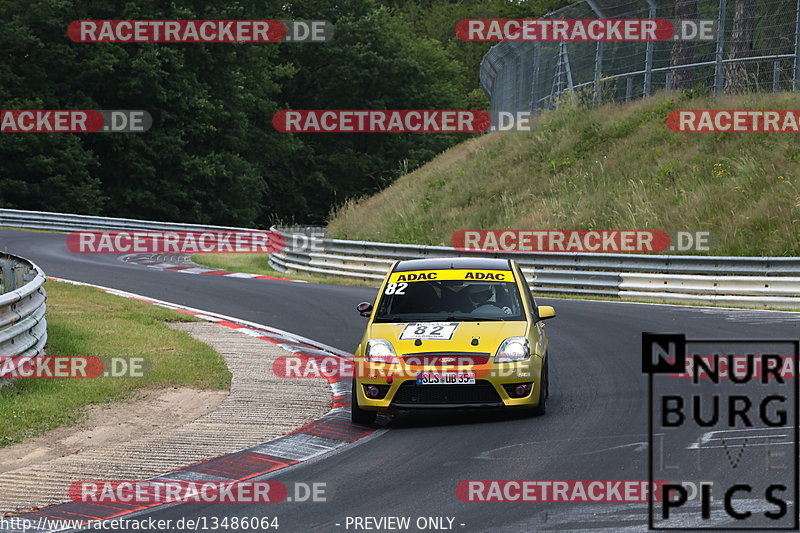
left=466, top=284, right=499, bottom=313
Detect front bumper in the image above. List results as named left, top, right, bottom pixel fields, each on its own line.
left=353, top=357, right=544, bottom=411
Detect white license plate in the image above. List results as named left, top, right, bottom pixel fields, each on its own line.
left=400, top=322, right=458, bottom=340
left=416, top=371, right=476, bottom=385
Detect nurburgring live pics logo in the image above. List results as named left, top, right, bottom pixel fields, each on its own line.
left=643, top=333, right=799, bottom=529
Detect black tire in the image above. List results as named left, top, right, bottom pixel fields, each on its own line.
left=529, top=355, right=549, bottom=416
left=351, top=380, right=377, bottom=425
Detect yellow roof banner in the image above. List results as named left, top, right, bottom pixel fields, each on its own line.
left=388, top=269, right=515, bottom=283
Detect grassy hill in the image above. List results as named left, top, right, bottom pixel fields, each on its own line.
left=328, top=91, right=800, bottom=256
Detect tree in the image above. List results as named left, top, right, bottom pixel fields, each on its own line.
left=275, top=4, right=468, bottom=221
left=671, top=0, right=698, bottom=90
left=724, top=0, right=758, bottom=93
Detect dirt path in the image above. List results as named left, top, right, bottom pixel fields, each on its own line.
left=0, top=322, right=332, bottom=514
left=0, top=388, right=227, bottom=474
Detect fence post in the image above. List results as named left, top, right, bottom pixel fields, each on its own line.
left=530, top=41, right=541, bottom=111
left=666, top=71, right=673, bottom=91
left=564, top=43, right=575, bottom=93
left=774, top=60, right=781, bottom=91
left=714, top=0, right=727, bottom=94
left=795, top=0, right=800, bottom=89
left=644, top=0, right=658, bottom=97
left=586, top=0, right=606, bottom=104
left=626, top=77, right=633, bottom=101
left=594, top=42, right=604, bottom=103
left=516, top=51, right=526, bottom=112
left=550, top=44, right=564, bottom=106
left=551, top=42, right=575, bottom=106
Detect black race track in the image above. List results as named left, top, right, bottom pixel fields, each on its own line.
left=2, top=229, right=799, bottom=532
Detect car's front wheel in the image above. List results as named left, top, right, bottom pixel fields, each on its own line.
left=350, top=380, right=377, bottom=425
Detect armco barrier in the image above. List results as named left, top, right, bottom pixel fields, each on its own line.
left=268, top=227, right=800, bottom=309
left=0, top=253, right=47, bottom=384
left=0, top=208, right=252, bottom=233
left=0, top=210, right=797, bottom=309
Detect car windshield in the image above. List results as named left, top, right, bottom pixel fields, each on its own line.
left=374, top=276, right=525, bottom=322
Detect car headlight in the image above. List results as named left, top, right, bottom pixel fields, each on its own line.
left=365, top=339, right=398, bottom=364
left=495, top=337, right=530, bottom=363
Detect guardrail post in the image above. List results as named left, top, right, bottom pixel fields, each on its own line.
left=714, top=0, right=728, bottom=95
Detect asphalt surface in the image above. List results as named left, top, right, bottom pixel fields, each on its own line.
left=2, top=228, right=799, bottom=532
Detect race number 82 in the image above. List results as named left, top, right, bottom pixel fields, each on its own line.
left=385, top=282, right=408, bottom=295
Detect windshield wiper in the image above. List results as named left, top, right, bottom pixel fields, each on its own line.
left=374, top=315, right=511, bottom=322
left=443, top=316, right=506, bottom=322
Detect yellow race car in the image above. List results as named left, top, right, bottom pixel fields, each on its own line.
left=352, top=257, right=555, bottom=425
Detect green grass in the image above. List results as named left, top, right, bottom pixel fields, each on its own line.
left=328, top=91, right=800, bottom=256
left=0, top=281, right=231, bottom=447
left=0, top=227, right=61, bottom=234
left=191, top=254, right=376, bottom=286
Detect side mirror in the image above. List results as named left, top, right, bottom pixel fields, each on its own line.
left=357, top=302, right=373, bottom=317
left=537, top=305, right=556, bottom=320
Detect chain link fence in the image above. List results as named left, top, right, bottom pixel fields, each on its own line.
left=481, top=0, right=800, bottom=115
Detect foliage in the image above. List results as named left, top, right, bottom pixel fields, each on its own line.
left=0, top=0, right=569, bottom=225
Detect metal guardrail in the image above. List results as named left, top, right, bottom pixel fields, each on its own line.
left=0, top=253, right=47, bottom=384
left=0, top=208, right=254, bottom=233
left=269, top=227, right=800, bottom=310
left=0, top=210, right=796, bottom=309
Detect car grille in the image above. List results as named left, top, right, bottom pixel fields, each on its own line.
left=392, top=380, right=501, bottom=404
left=401, top=352, right=490, bottom=366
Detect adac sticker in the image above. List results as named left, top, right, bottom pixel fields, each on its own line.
left=388, top=270, right=514, bottom=283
